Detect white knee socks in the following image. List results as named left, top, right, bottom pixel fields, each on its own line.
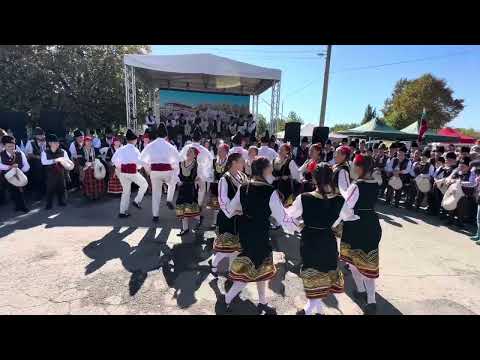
left=304, top=299, right=324, bottom=315
left=350, top=265, right=366, bottom=292
left=225, top=281, right=247, bottom=304
left=364, top=278, right=376, bottom=304
left=182, top=218, right=189, bottom=231
left=256, top=281, right=267, bottom=305
left=212, top=210, right=218, bottom=226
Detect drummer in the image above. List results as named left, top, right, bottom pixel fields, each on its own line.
left=410, top=149, right=435, bottom=211
left=41, top=134, right=71, bottom=210
left=386, top=146, right=412, bottom=208
left=445, top=156, right=474, bottom=227
left=373, top=143, right=387, bottom=197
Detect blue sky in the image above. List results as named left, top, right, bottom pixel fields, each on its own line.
left=152, top=45, right=480, bottom=129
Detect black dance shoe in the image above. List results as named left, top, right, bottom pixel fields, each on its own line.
left=177, top=229, right=190, bottom=237
left=364, top=303, right=377, bottom=315
left=132, top=201, right=141, bottom=209
left=209, top=224, right=217, bottom=230
left=118, top=213, right=130, bottom=218
left=296, top=309, right=306, bottom=315
left=152, top=216, right=159, bottom=223
left=353, top=290, right=367, bottom=303
left=258, top=303, right=277, bottom=315
left=166, top=201, right=174, bottom=210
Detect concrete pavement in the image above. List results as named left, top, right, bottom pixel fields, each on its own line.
left=0, top=192, right=479, bottom=315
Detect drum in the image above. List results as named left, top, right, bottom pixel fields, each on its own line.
left=4, top=168, right=28, bottom=187
left=372, top=169, right=383, bottom=185
left=442, top=180, right=464, bottom=211
left=415, top=174, right=431, bottom=193
left=388, top=175, right=403, bottom=191
left=461, top=183, right=476, bottom=197
left=93, top=159, right=106, bottom=180
left=59, top=158, right=75, bottom=171
left=435, top=178, right=450, bottom=195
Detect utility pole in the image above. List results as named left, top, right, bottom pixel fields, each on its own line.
left=319, top=45, right=332, bottom=127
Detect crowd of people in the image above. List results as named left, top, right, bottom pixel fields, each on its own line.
left=1, top=117, right=480, bottom=315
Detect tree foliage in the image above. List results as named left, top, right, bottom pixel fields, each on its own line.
left=456, top=128, right=480, bottom=139
left=256, top=114, right=268, bottom=136
left=286, top=111, right=303, bottom=124
left=381, top=73, right=464, bottom=130
left=362, top=104, right=376, bottom=124
left=331, top=122, right=359, bottom=133
left=0, top=45, right=151, bottom=130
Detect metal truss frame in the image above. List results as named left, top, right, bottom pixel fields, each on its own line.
left=270, top=80, right=281, bottom=134
left=124, top=64, right=137, bottom=130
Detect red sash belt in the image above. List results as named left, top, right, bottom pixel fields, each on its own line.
left=151, top=163, right=172, bottom=171
left=121, top=164, right=137, bottom=174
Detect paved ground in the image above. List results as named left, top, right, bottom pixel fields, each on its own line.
left=0, top=191, right=479, bottom=315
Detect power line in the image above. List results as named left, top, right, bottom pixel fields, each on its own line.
left=331, top=49, right=477, bottom=74
left=282, top=48, right=478, bottom=102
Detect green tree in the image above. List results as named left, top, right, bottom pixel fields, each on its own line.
left=362, top=104, right=376, bottom=124
left=256, top=114, right=268, bottom=135
left=331, top=122, right=359, bottom=133
left=381, top=73, right=464, bottom=129
left=456, top=128, right=480, bottom=139
left=0, top=45, right=151, bottom=130
left=286, top=111, right=303, bottom=124
left=277, top=117, right=286, bottom=132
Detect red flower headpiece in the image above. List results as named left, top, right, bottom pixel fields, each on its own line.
left=353, top=153, right=365, bottom=165
left=219, top=143, right=230, bottom=153
left=337, top=145, right=351, bottom=157
left=307, top=160, right=318, bottom=174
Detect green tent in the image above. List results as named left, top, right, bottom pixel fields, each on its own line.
left=400, top=121, right=459, bottom=143
left=338, top=119, right=417, bottom=141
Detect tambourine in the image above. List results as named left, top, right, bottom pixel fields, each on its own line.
left=415, top=174, right=431, bottom=193
left=388, top=175, right=403, bottom=190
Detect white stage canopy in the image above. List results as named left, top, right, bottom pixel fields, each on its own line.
left=124, top=53, right=281, bottom=95
left=123, top=54, right=282, bottom=131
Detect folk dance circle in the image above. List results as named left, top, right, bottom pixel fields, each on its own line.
left=13, top=121, right=480, bottom=315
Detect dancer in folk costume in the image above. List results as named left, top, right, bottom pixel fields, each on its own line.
left=287, top=163, right=344, bottom=315
left=78, top=136, right=105, bottom=200
left=138, top=129, right=153, bottom=194
left=179, top=128, right=214, bottom=228
left=332, top=145, right=352, bottom=209
left=228, top=132, right=249, bottom=160
left=0, top=135, right=30, bottom=212
left=207, top=142, right=230, bottom=229
left=258, top=131, right=278, bottom=163
left=340, top=154, right=382, bottom=315
left=106, top=136, right=123, bottom=195
left=219, top=157, right=298, bottom=315
left=140, top=124, right=181, bottom=223
left=272, top=143, right=300, bottom=206
left=111, top=129, right=148, bottom=218
left=176, top=146, right=202, bottom=236
left=299, top=143, right=322, bottom=193
left=245, top=146, right=259, bottom=178
left=41, top=134, right=70, bottom=210
left=68, top=129, right=85, bottom=191
left=209, top=153, right=248, bottom=277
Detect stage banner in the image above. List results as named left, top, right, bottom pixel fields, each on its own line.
left=159, top=89, right=249, bottom=122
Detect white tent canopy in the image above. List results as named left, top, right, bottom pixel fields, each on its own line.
left=124, top=53, right=281, bottom=95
